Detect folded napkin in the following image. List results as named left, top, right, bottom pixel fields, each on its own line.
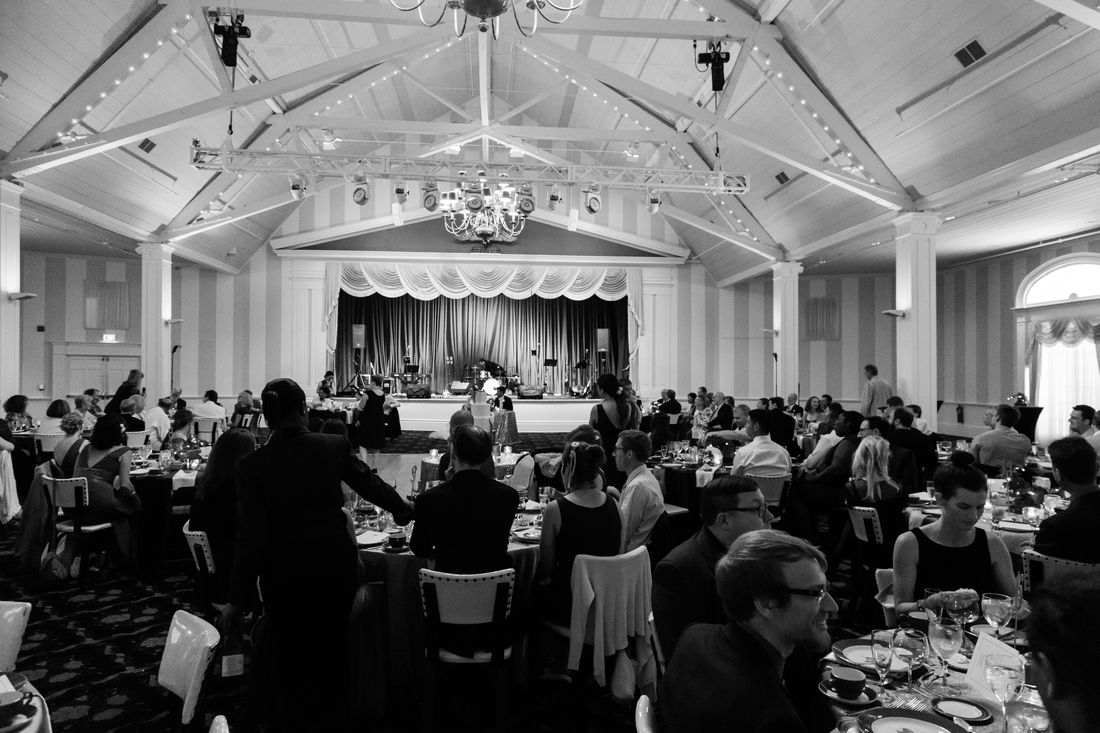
left=0, top=675, right=14, bottom=693
left=523, top=499, right=541, bottom=511
left=909, top=490, right=933, bottom=502
left=695, top=466, right=717, bottom=488
left=173, top=470, right=198, bottom=491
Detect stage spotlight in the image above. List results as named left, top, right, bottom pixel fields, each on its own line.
left=422, top=180, right=439, bottom=212
left=290, top=175, right=308, bottom=201
left=583, top=184, right=602, bottom=215
left=393, top=182, right=408, bottom=205
left=547, top=186, right=563, bottom=211
left=647, top=189, right=662, bottom=214
left=517, top=182, right=535, bottom=217
left=351, top=182, right=370, bottom=206
left=465, top=194, right=485, bottom=212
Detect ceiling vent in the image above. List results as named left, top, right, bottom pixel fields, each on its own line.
left=774, top=170, right=790, bottom=185
left=137, top=138, right=156, bottom=153
left=954, top=40, right=986, bottom=68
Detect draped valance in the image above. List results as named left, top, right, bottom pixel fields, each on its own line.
left=1025, top=318, right=1100, bottom=367
left=336, top=263, right=629, bottom=301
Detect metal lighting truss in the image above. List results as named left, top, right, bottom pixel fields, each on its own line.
left=190, top=145, right=750, bottom=195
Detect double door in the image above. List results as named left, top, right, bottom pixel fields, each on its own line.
left=66, top=355, right=140, bottom=397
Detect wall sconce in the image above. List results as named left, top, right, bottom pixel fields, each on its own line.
left=165, top=318, right=183, bottom=325
left=881, top=309, right=907, bottom=319
left=7, top=292, right=37, bottom=301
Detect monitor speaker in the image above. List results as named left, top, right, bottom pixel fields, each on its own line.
left=406, top=385, right=432, bottom=398
left=518, top=386, right=544, bottom=399
left=449, top=381, right=470, bottom=395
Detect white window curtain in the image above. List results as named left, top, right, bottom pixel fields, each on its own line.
left=1033, top=339, right=1100, bottom=446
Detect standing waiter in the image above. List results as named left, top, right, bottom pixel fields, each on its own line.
left=221, top=377, right=413, bottom=731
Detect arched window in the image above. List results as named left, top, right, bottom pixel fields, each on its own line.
left=1016, top=254, right=1100, bottom=445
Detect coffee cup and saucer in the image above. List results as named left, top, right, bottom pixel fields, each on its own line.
left=383, top=529, right=408, bottom=553
left=818, top=667, right=878, bottom=707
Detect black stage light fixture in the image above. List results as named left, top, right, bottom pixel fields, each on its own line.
left=213, top=13, right=251, bottom=67
left=696, top=40, right=730, bottom=92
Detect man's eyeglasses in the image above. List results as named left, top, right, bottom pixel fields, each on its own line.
left=725, top=505, right=770, bottom=519
left=784, top=585, right=831, bottom=603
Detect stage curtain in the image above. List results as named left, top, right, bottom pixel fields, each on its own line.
left=335, top=291, right=629, bottom=393
left=338, top=263, right=629, bottom=301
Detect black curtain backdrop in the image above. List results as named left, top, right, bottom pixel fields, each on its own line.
left=335, top=291, right=629, bottom=392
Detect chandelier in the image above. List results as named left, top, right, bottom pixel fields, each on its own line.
left=389, top=0, right=583, bottom=38
left=436, top=180, right=534, bottom=249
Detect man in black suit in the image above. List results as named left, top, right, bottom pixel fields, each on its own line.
left=889, top=406, right=938, bottom=489
left=660, top=530, right=838, bottom=733
left=652, top=476, right=774, bottom=658
left=707, top=392, right=734, bottom=430
left=1034, top=436, right=1100, bottom=563
left=656, top=388, right=682, bottom=414
left=411, top=424, right=519, bottom=573
left=788, top=411, right=862, bottom=542
left=768, top=396, right=800, bottom=456
left=223, top=378, right=413, bottom=733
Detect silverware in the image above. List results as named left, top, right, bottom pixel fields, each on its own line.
left=953, top=716, right=974, bottom=732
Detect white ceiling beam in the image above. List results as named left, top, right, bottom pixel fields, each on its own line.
left=522, top=36, right=912, bottom=210
left=416, top=128, right=485, bottom=158
left=785, top=210, right=898, bottom=261
left=716, top=35, right=757, bottom=119
left=479, top=32, right=492, bottom=160
left=19, top=181, right=153, bottom=241
left=163, top=188, right=313, bottom=240
left=757, top=0, right=793, bottom=23
left=482, top=134, right=571, bottom=165
left=191, top=2, right=236, bottom=93
left=275, top=248, right=686, bottom=267
left=495, top=91, right=554, bottom=123
left=661, top=204, right=782, bottom=260
left=171, top=242, right=242, bottom=274
left=271, top=208, right=442, bottom=249
left=403, top=73, right=477, bottom=121
left=297, top=117, right=684, bottom=144
left=232, top=1, right=765, bottom=38
left=4, top=1, right=192, bottom=162
left=1032, top=0, right=1100, bottom=29
left=715, top=260, right=775, bottom=287
left=1, top=31, right=451, bottom=178
left=750, top=35, right=910, bottom=203
left=296, top=119, right=478, bottom=136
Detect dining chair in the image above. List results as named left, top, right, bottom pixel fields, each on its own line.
left=844, top=506, right=886, bottom=623
left=1020, top=548, right=1100, bottom=594
left=191, top=418, right=220, bottom=444
left=181, top=520, right=225, bottom=613
left=0, top=601, right=32, bottom=673
left=874, top=568, right=897, bottom=628
left=157, top=609, right=220, bottom=729
left=504, top=452, right=535, bottom=499
left=470, top=403, right=492, bottom=433
left=417, top=568, right=516, bottom=732
left=646, top=611, right=666, bottom=682
left=208, top=715, right=230, bottom=733
left=635, top=694, right=657, bottom=733
left=43, top=475, right=113, bottom=587
left=34, top=432, right=65, bottom=459
left=744, top=474, right=791, bottom=518
left=125, top=430, right=150, bottom=449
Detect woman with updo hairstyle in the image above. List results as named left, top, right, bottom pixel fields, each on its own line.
left=536, top=440, right=622, bottom=629
left=589, top=372, right=640, bottom=490
left=52, top=412, right=88, bottom=478
left=71, top=413, right=141, bottom=563
left=892, top=451, right=1016, bottom=615
left=167, top=409, right=194, bottom=450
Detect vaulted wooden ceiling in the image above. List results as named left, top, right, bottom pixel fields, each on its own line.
left=3, top=0, right=1100, bottom=280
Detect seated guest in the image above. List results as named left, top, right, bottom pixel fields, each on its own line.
left=317, top=370, right=335, bottom=396
left=612, top=429, right=664, bottom=553
left=691, top=392, right=716, bottom=442
left=435, top=410, right=494, bottom=482
left=167, top=409, right=194, bottom=449
left=892, top=452, right=1016, bottom=615
left=820, top=394, right=833, bottom=410
left=52, top=412, right=88, bottom=478
left=144, top=397, right=172, bottom=450
left=411, top=425, right=518, bottom=573
left=104, top=368, right=143, bottom=415
left=537, top=424, right=605, bottom=496
left=858, top=416, right=918, bottom=495
left=706, top=392, right=733, bottom=430
left=189, top=428, right=257, bottom=602
left=313, top=384, right=338, bottom=412
left=660, top=530, right=837, bottom=733
left=1029, top=571, right=1100, bottom=733
left=730, top=410, right=791, bottom=478
left=491, top=384, right=513, bottom=412
left=3, top=394, right=33, bottom=432
left=191, top=390, right=227, bottom=422
left=536, top=440, right=621, bottom=629
left=707, top=403, right=752, bottom=445
left=36, top=399, right=71, bottom=434
left=785, top=393, right=804, bottom=417
left=816, top=401, right=843, bottom=437
left=788, top=411, right=862, bottom=542
left=230, top=390, right=261, bottom=428
left=119, top=397, right=145, bottom=433
left=969, top=404, right=1032, bottom=473
left=907, top=404, right=932, bottom=435
left=73, top=394, right=98, bottom=432
left=1033, top=437, right=1100, bottom=563
left=846, top=436, right=907, bottom=561
left=803, top=396, right=825, bottom=424
left=1067, top=404, right=1100, bottom=452
left=801, top=426, right=842, bottom=472
left=768, top=396, right=799, bottom=455
left=656, top=388, right=682, bottom=414
left=71, top=414, right=141, bottom=563
left=884, top=395, right=905, bottom=419
left=83, top=388, right=104, bottom=416
left=652, top=476, right=774, bottom=657
left=170, top=386, right=186, bottom=413
left=889, top=407, right=937, bottom=489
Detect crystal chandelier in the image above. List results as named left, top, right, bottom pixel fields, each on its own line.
left=437, top=181, right=534, bottom=248
left=389, top=0, right=583, bottom=38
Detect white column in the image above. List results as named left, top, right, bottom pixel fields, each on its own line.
left=0, top=181, right=24, bottom=399
left=288, top=261, right=327, bottom=390
left=771, top=261, right=803, bottom=399
left=894, top=212, right=942, bottom=432
left=137, top=242, right=175, bottom=402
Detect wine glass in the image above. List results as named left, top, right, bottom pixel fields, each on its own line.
left=982, top=593, right=1012, bottom=637
left=928, top=618, right=963, bottom=689
left=946, top=592, right=980, bottom=627
left=870, top=629, right=896, bottom=704
left=984, top=654, right=1024, bottom=733
left=891, top=628, right=928, bottom=694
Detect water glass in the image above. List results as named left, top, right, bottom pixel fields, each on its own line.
left=982, top=593, right=1012, bottom=635
left=892, top=628, right=928, bottom=693
left=928, top=618, right=963, bottom=688
left=985, top=654, right=1025, bottom=733
left=946, top=592, right=980, bottom=626
left=870, top=629, right=895, bottom=704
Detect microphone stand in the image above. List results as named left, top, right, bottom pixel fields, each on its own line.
left=772, top=352, right=779, bottom=397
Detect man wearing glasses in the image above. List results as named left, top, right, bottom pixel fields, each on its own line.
left=652, top=476, right=774, bottom=658
left=660, top=530, right=838, bottom=733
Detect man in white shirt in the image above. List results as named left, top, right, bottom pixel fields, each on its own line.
left=191, top=389, right=228, bottom=422
left=800, top=428, right=842, bottom=472
left=1068, top=404, right=1100, bottom=453
left=707, top=404, right=752, bottom=445
left=729, top=410, right=792, bottom=478
left=613, top=429, right=665, bottom=553
left=144, top=396, right=173, bottom=450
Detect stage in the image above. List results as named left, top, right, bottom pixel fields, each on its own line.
left=338, top=395, right=598, bottom=433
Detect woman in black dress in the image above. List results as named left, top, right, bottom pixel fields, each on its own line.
left=356, top=374, right=387, bottom=468
left=588, top=373, right=640, bottom=491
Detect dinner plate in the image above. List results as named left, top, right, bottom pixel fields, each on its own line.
left=996, top=520, right=1036, bottom=533
left=832, top=640, right=908, bottom=674
left=922, top=507, right=943, bottom=517
left=969, top=624, right=1013, bottom=639
left=659, top=462, right=683, bottom=469
left=930, top=697, right=993, bottom=725
left=857, top=707, right=967, bottom=733
left=129, top=467, right=152, bottom=477
left=945, top=652, right=970, bottom=672
left=817, top=681, right=878, bottom=707
left=355, top=530, right=388, bottom=547
left=512, top=527, right=542, bottom=544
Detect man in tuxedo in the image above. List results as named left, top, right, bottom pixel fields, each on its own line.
left=707, top=392, right=734, bottom=430
left=657, top=388, right=682, bottom=414
left=1034, top=436, right=1100, bottom=563
left=411, top=424, right=519, bottom=573
left=889, top=407, right=937, bottom=489
left=768, top=396, right=799, bottom=456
